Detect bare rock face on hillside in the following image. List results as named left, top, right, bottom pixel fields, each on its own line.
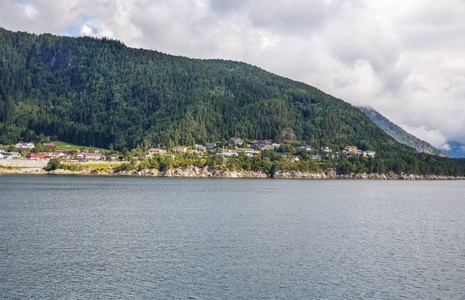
left=277, top=127, right=296, bottom=142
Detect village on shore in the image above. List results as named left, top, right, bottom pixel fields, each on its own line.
left=2, top=137, right=463, bottom=180
left=1, top=137, right=375, bottom=162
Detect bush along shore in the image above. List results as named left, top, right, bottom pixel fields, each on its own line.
left=1, top=164, right=464, bottom=180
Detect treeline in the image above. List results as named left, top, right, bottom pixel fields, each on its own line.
left=108, top=147, right=465, bottom=176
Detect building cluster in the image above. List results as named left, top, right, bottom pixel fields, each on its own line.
left=146, top=138, right=376, bottom=161
left=0, top=151, right=21, bottom=160
left=0, top=142, right=106, bottom=161
left=342, top=146, right=376, bottom=158
left=1, top=138, right=376, bottom=162
left=20, top=150, right=106, bottom=160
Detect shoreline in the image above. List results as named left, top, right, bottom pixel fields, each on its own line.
left=1, top=165, right=464, bottom=180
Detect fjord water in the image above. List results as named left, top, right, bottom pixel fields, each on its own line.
left=1, top=175, right=464, bottom=299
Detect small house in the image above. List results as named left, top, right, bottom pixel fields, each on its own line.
left=230, top=137, right=243, bottom=145
left=195, top=145, right=207, bottom=152
left=172, top=146, right=187, bottom=153
left=290, top=156, right=300, bottom=163
left=148, top=148, right=167, bottom=156
left=9, top=152, right=21, bottom=158
left=321, top=146, right=332, bottom=152
left=242, top=148, right=260, bottom=156
left=363, top=150, right=376, bottom=158
left=15, top=142, right=35, bottom=149
left=26, top=153, right=46, bottom=159
left=254, top=140, right=270, bottom=149
left=46, top=152, right=66, bottom=159
left=344, top=146, right=358, bottom=152
left=221, top=149, right=238, bottom=157
left=0, top=153, right=12, bottom=159
left=76, top=152, right=105, bottom=160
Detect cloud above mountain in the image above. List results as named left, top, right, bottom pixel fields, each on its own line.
left=1, top=0, right=464, bottom=148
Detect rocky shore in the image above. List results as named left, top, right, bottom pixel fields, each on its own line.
left=272, top=170, right=465, bottom=180
left=96, top=166, right=269, bottom=178
left=1, top=164, right=464, bottom=180
left=0, top=167, right=46, bottom=174
left=108, top=166, right=465, bottom=180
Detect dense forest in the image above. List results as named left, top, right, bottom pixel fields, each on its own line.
left=1, top=27, right=465, bottom=175
left=0, top=27, right=392, bottom=150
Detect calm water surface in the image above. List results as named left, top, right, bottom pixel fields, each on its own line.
left=1, top=175, right=465, bottom=299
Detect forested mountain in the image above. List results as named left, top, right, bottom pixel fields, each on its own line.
left=358, top=106, right=449, bottom=157
left=0, top=27, right=393, bottom=151
left=2, top=27, right=465, bottom=176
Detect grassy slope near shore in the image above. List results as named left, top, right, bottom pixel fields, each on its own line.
left=0, top=164, right=35, bottom=169
left=51, top=141, right=108, bottom=152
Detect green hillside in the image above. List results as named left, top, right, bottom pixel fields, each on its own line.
left=0, top=27, right=393, bottom=150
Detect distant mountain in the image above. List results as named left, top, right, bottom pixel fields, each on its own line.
left=440, top=141, right=465, bottom=158
left=358, top=106, right=449, bottom=157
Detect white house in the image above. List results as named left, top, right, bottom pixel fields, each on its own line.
left=148, top=148, right=167, bottom=156
left=172, top=146, right=187, bottom=153
left=363, top=150, right=376, bottom=158
left=221, top=149, right=238, bottom=157
left=290, top=156, right=300, bottom=163
left=321, top=146, right=332, bottom=152
left=15, top=142, right=35, bottom=149
left=46, top=152, right=67, bottom=159
left=230, top=137, right=243, bottom=145
left=195, top=145, right=207, bottom=152
left=76, top=152, right=105, bottom=160
left=187, top=149, right=202, bottom=154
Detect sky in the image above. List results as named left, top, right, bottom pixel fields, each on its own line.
left=1, top=0, right=465, bottom=150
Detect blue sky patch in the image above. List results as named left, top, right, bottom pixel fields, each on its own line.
left=66, top=26, right=79, bottom=36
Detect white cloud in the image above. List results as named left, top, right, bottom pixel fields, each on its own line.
left=79, top=24, right=96, bottom=36
left=1, top=0, right=465, bottom=147
left=22, top=4, right=37, bottom=18
left=400, top=125, right=448, bottom=148
left=439, top=144, right=451, bottom=151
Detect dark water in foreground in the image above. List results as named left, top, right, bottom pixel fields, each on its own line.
left=1, top=175, right=465, bottom=299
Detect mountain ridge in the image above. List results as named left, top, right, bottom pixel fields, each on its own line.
left=358, top=106, right=449, bottom=157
